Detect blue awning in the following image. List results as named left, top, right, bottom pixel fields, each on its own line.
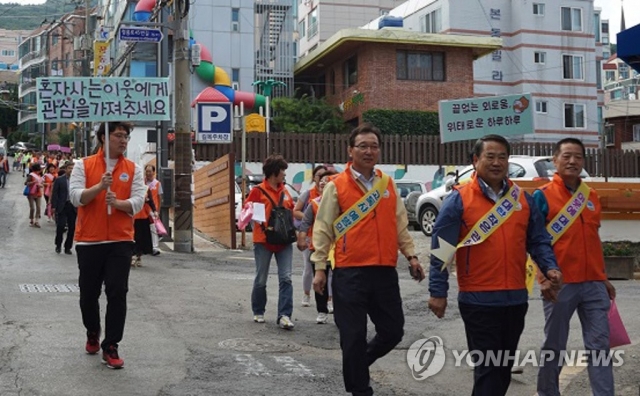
left=617, top=24, right=640, bottom=73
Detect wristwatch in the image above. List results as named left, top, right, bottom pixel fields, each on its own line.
left=406, top=255, right=418, bottom=261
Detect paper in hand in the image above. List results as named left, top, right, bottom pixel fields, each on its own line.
left=252, top=203, right=266, bottom=222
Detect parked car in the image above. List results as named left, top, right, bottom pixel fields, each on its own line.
left=415, top=155, right=591, bottom=236
left=395, top=179, right=428, bottom=230
left=8, top=141, right=37, bottom=156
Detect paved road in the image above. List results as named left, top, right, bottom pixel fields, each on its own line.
left=0, top=170, right=637, bottom=396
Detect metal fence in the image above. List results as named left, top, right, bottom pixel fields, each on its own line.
left=169, top=132, right=640, bottom=178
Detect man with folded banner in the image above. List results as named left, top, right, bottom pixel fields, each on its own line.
left=428, top=134, right=563, bottom=396
left=311, top=123, right=425, bottom=396
left=534, top=138, right=616, bottom=396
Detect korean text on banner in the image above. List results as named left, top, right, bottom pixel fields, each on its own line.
left=93, top=41, right=111, bottom=77
left=438, top=93, right=534, bottom=143
left=36, top=77, right=171, bottom=123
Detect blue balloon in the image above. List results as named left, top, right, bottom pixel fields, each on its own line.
left=133, top=11, right=151, bottom=22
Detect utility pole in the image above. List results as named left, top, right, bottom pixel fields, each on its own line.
left=172, top=0, right=193, bottom=252
left=79, top=0, right=91, bottom=158
left=158, top=6, right=170, bottom=235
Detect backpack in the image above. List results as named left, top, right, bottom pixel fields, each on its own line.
left=256, top=186, right=296, bottom=245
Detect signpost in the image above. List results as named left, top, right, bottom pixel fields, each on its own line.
left=438, top=93, right=534, bottom=143
left=118, top=26, right=164, bottom=43
left=196, top=103, right=233, bottom=143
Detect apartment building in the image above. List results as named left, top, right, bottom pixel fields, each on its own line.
left=297, top=0, right=405, bottom=58
left=17, top=11, right=87, bottom=133
left=0, top=29, right=31, bottom=71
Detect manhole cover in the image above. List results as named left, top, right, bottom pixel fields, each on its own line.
left=19, top=284, right=80, bottom=293
left=219, top=338, right=301, bottom=353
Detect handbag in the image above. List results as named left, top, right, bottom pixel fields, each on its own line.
left=608, top=299, right=631, bottom=348
left=153, top=217, right=167, bottom=236
left=23, top=185, right=30, bottom=196
left=237, top=202, right=254, bottom=231
left=154, top=217, right=168, bottom=236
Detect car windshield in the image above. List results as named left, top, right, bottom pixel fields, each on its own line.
left=397, top=183, right=423, bottom=198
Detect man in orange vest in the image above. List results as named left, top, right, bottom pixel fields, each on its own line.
left=69, top=121, right=146, bottom=369
left=428, top=134, right=562, bottom=396
left=311, top=123, right=425, bottom=396
left=534, top=138, right=616, bottom=396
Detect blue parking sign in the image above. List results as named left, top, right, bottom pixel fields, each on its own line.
left=196, top=103, right=233, bottom=144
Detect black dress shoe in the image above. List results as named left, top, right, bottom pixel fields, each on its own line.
left=64, top=249, right=72, bottom=255
left=55, top=247, right=61, bottom=254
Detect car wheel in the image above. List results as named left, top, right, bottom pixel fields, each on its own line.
left=419, top=206, right=438, bottom=237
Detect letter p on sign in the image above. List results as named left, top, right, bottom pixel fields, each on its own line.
left=196, top=102, right=233, bottom=143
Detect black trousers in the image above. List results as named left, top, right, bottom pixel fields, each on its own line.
left=459, top=302, right=528, bottom=396
left=77, top=242, right=133, bottom=350
left=55, top=202, right=76, bottom=251
left=314, top=264, right=331, bottom=314
left=333, top=266, right=404, bottom=396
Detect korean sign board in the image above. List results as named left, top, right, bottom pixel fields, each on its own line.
left=195, top=103, right=233, bottom=144
left=36, top=77, right=171, bottom=123
left=438, top=93, right=534, bottom=143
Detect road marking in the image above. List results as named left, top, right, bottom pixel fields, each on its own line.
left=233, top=354, right=324, bottom=378
left=273, top=356, right=319, bottom=377
left=235, top=354, right=271, bottom=376
left=19, top=284, right=79, bottom=293
left=227, top=256, right=255, bottom=261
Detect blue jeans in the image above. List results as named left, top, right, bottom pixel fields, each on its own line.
left=251, top=243, right=293, bottom=321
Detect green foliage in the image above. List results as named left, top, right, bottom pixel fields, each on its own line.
left=57, top=130, right=72, bottom=147
left=0, top=0, right=96, bottom=30
left=7, top=129, right=28, bottom=146
left=0, top=87, right=18, bottom=139
left=271, top=95, right=348, bottom=134
left=602, top=241, right=635, bottom=257
left=362, top=109, right=440, bottom=136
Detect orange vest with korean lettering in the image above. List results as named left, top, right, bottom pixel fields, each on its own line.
left=332, top=167, right=398, bottom=268
left=250, top=181, right=294, bottom=245
left=539, top=174, right=606, bottom=283
left=75, top=150, right=136, bottom=242
left=455, top=177, right=531, bottom=292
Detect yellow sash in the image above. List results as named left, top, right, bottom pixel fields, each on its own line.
left=526, top=181, right=590, bottom=294
left=333, top=173, right=390, bottom=239
left=437, top=183, right=522, bottom=271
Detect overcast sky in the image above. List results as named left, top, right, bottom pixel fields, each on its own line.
left=595, top=0, right=638, bottom=42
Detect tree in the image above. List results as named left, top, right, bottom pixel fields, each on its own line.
left=0, top=86, right=19, bottom=139
left=271, top=95, right=348, bottom=134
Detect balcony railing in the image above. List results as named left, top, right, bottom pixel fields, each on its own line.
left=307, top=21, right=318, bottom=39
left=18, top=109, right=37, bottom=125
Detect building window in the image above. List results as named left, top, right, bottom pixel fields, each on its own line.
left=535, top=100, right=548, bottom=114
left=602, top=36, right=609, bottom=45
left=594, top=13, right=601, bottom=42
left=603, top=51, right=610, bottom=59
left=308, top=8, right=318, bottom=38
left=1, top=49, right=14, bottom=56
left=610, top=89, right=622, bottom=101
left=561, top=7, right=582, bottom=31
left=343, top=56, right=357, bottom=88
left=232, top=68, right=239, bottom=89
left=231, top=8, right=239, bottom=32
left=534, top=51, right=546, bottom=64
left=533, top=3, right=545, bottom=16
left=619, top=64, right=630, bottom=80
left=602, top=21, right=609, bottom=34
left=65, top=53, right=70, bottom=68
left=299, top=19, right=306, bottom=38
left=564, top=103, right=585, bottom=128
left=633, top=124, right=640, bottom=142
left=562, top=55, right=583, bottom=80
left=52, top=36, right=59, bottom=46
left=51, top=57, right=58, bottom=71
left=419, top=8, right=441, bottom=33
left=396, top=51, right=445, bottom=81
left=605, top=70, right=616, bottom=81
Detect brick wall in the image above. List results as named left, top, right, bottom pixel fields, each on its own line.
left=322, top=42, right=476, bottom=122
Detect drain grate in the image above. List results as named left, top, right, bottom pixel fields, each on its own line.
left=19, top=284, right=80, bottom=293
left=219, top=338, right=302, bottom=353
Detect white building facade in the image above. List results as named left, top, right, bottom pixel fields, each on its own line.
left=400, top=0, right=605, bottom=146
left=297, top=0, right=405, bottom=58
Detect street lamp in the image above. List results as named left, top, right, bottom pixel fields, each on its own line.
left=251, top=79, right=287, bottom=154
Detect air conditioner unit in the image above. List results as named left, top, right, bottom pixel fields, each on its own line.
left=90, top=61, right=94, bottom=70
left=73, top=37, right=82, bottom=51
left=191, top=43, right=201, bottom=67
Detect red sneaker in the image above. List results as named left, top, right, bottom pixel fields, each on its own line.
left=85, top=331, right=100, bottom=355
left=102, top=345, right=124, bottom=369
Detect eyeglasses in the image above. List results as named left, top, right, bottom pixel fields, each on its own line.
left=111, top=133, right=131, bottom=141
left=353, top=144, right=380, bottom=152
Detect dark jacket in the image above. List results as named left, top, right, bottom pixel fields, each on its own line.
left=51, top=175, right=74, bottom=214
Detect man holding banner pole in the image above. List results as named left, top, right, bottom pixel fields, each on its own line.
left=534, top=138, right=616, bottom=396
left=311, top=123, right=425, bottom=396
left=428, top=134, right=562, bottom=396
left=70, top=121, right=146, bottom=369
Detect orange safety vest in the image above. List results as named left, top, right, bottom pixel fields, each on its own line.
left=538, top=174, right=606, bottom=283
left=332, top=165, right=398, bottom=268
left=74, top=149, right=136, bottom=242
left=455, top=176, right=531, bottom=292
